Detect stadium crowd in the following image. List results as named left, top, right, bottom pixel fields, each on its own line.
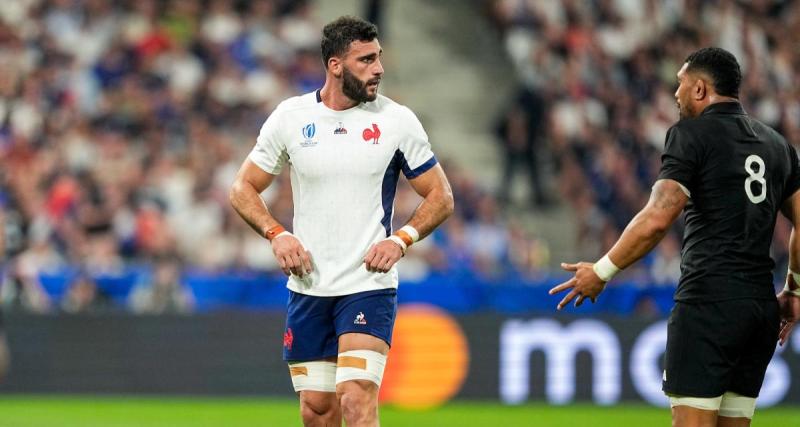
left=488, top=0, right=800, bottom=284
left=0, top=0, right=546, bottom=314
left=4, top=0, right=798, bottom=314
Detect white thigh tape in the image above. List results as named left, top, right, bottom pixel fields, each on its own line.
left=719, top=392, right=756, bottom=419
left=335, top=350, right=387, bottom=387
left=668, top=394, right=723, bottom=411
left=288, top=361, right=337, bottom=392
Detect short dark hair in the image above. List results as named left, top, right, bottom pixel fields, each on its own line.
left=321, top=16, right=378, bottom=68
left=684, top=47, right=742, bottom=98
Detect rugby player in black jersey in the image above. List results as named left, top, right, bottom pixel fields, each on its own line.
left=550, top=47, right=800, bottom=427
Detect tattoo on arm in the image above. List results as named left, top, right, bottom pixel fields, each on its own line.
left=650, top=180, right=685, bottom=211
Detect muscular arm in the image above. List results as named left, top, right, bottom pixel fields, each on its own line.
left=363, top=163, right=453, bottom=273
left=229, top=159, right=281, bottom=237
left=404, top=164, right=455, bottom=238
left=606, top=179, right=689, bottom=268
left=550, top=179, right=688, bottom=309
left=230, top=159, right=311, bottom=277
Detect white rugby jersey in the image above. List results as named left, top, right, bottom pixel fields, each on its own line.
left=248, top=90, right=437, bottom=296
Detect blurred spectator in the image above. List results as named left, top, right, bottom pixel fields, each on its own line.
left=495, top=87, right=550, bottom=208
left=0, top=254, right=53, bottom=314
left=128, top=255, right=195, bottom=314
left=487, top=0, right=800, bottom=283
left=60, top=274, right=108, bottom=314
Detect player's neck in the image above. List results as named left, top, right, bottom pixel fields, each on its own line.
left=319, top=85, right=359, bottom=111
left=705, top=94, right=739, bottom=107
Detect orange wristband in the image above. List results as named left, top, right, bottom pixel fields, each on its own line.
left=394, top=230, right=414, bottom=247
left=265, top=224, right=286, bottom=241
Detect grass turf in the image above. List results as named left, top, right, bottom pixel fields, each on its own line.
left=0, top=397, right=797, bottom=426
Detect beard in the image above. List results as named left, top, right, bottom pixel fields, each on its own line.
left=342, top=66, right=378, bottom=103
left=677, top=95, right=698, bottom=120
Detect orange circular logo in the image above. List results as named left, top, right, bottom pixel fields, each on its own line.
left=379, top=304, right=470, bottom=409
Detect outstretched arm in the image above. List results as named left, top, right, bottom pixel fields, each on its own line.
left=230, top=159, right=312, bottom=277
left=364, top=164, right=454, bottom=273
left=549, top=179, right=689, bottom=309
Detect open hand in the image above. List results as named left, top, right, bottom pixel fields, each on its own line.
left=548, top=262, right=607, bottom=310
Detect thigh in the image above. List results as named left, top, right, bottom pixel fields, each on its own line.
left=333, top=288, right=397, bottom=348
left=283, top=291, right=338, bottom=361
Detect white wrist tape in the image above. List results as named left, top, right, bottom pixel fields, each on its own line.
left=273, top=231, right=293, bottom=241
left=335, top=350, right=387, bottom=387
left=399, top=225, right=419, bottom=243
left=593, top=255, right=621, bottom=282
left=785, top=269, right=800, bottom=297
left=386, top=235, right=407, bottom=255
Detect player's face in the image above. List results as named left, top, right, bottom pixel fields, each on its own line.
left=675, top=63, right=697, bottom=120
left=341, top=39, right=383, bottom=102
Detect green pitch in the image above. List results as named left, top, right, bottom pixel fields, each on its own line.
left=0, top=397, right=797, bottom=427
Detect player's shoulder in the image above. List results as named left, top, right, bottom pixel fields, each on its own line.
left=748, top=117, right=788, bottom=145
left=364, top=94, right=419, bottom=120
left=271, top=91, right=320, bottom=115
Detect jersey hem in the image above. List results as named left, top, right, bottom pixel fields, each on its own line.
left=286, top=283, right=399, bottom=297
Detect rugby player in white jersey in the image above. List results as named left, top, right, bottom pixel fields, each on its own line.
left=230, top=15, right=454, bottom=427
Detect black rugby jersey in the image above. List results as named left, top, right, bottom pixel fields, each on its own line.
left=657, top=102, right=800, bottom=302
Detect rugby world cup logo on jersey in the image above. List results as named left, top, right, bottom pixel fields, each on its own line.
left=334, top=122, right=347, bottom=135
left=301, top=123, right=317, bottom=147
left=362, top=123, right=381, bottom=144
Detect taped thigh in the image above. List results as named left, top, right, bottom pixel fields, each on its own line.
left=335, top=350, right=387, bottom=387
left=719, top=391, right=756, bottom=419
left=288, top=361, right=337, bottom=392
left=668, top=394, right=723, bottom=411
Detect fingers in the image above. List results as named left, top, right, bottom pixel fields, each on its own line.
left=561, top=262, right=579, bottom=272
left=779, top=321, right=795, bottom=346
left=300, top=249, right=313, bottom=275
left=278, top=256, right=291, bottom=276
left=364, top=241, right=402, bottom=273
left=289, top=252, right=303, bottom=277
left=370, top=253, right=395, bottom=273
left=575, top=294, right=587, bottom=307
left=549, top=278, right=575, bottom=295
left=364, top=245, right=377, bottom=271
left=557, top=289, right=580, bottom=311
left=272, top=237, right=311, bottom=277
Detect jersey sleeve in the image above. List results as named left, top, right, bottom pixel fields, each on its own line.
left=657, top=125, right=701, bottom=195
left=397, top=106, right=437, bottom=179
left=248, top=109, right=288, bottom=175
left=783, top=143, right=800, bottom=201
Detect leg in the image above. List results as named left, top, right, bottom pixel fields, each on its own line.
left=290, top=358, right=341, bottom=427
left=298, top=389, right=341, bottom=427
left=335, top=333, right=389, bottom=427
left=671, top=405, right=718, bottom=427
left=669, top=395, right=722, bottom=427
left=716, top=392, right=756, bottom=427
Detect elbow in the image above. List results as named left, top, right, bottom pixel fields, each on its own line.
left=442, top=190, right=455, bottom=219
left=229, top=179, right=243, bottom=209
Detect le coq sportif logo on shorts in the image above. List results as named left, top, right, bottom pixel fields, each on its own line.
left=354, top=312, right=367, bottom=325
